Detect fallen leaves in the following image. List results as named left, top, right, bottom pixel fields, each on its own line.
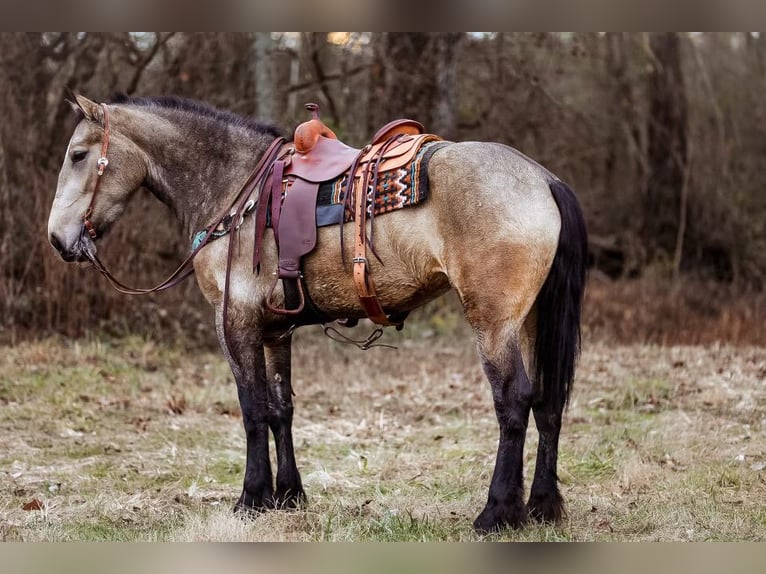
left=21, top=498, right=43, bottom=511
left=166, top=393, right=187, bottom=415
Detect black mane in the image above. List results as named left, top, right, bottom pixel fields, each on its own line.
left=108, top=93, right=283, bottom=139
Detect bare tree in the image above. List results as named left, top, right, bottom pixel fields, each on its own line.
left=2, top=32, right=766, bottom=341
left=432, top=33, right=465, bottom=139
left=643, top=33, right=689, bottom=266
left=253, top=32, right=278, bottom=122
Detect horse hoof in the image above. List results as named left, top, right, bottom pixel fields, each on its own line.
left=233, top=503, right=264, bottom=519
left=233, top=488, right=275, bottom=515
left=273, top=488, right=306, bottom=510
left=473, top=501, right=528, bottom=533
left=528, top=489, right=566, bottom=523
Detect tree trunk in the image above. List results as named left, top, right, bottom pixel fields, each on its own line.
left=253, top=32, right=278, bottom=122
left=366, top=33, right=387, bottom=135
left=643, top=33, right=689, bottom=265
left=0, top=138, right=9, bottom=260
left=605, top=33, right=645, bottom=192
left=298, top=33, right=339, bottom=127
left=378, top=33, right=436, bottom=126
left=432, top=33, right=464, bottom=139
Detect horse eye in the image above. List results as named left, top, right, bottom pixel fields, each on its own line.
left=71, top=150, right=88, bottom=163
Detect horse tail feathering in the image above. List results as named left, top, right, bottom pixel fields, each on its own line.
left=534, top=179, right=588, bottom=414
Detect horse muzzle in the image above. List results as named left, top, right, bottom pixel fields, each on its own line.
left=49, top=228, right=97, bottom=263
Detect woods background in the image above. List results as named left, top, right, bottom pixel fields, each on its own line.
left=0, top=32, right=764, bottom=345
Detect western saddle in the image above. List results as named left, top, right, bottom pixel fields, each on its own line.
left=252, top=103, right=435, bottom=327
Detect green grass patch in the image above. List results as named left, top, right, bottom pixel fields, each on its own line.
left=609, top=378, right=675, bottom=411
left=1, top=337, right=764, bottom=541
left=568, top=448, right=617, bottom=482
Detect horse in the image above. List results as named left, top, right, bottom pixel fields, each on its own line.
left=47, top=94, right=587, bottom=532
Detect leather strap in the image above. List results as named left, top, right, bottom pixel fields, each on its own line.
left=264, top=176, right=321, bottom=316
left=83, top=103, right=112, bottom=240
left=351, top=135, right=406, bottom=327
left=253, top=157, right=286, bottom=273
left=270, top=159, right=285, bottom=245
left=277, top=178, right=319, bottom=279
left=90, top=136, right=287, bottom=298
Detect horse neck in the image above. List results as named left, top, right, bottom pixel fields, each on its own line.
left=125, top=109, right=276, bottom=238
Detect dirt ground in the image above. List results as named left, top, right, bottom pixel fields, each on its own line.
left=0, top=324, right=764, bottom=541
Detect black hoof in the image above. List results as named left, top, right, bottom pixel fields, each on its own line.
left=233, top=503, right=264, bottom=519
left=473, top=500, right=528, bottom=533
left=528, top=489, right=566, bottom=523
left=233, top=486, right=275, bottom=515
left=273, top=488, right=306, bottom=510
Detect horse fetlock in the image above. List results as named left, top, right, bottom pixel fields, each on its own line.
left=235, top=480, right=275, bottom=512
left=527, top=487, right=566, bottom=523
left=473, top=498, right=529, bottom=533
left=273, top=486, right=307, bottom=510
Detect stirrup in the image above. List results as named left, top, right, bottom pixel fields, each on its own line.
left=265, top=275, right=306, bottom=316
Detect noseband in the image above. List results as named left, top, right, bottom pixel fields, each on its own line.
left=82, top=103, right=112, bottom=240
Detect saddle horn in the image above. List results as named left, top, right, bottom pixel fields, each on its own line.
left=306, top=102, right=320, bottom=120
left=294, top=102, right=337, bottom=154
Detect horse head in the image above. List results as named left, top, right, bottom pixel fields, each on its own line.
left=48, top=94, right=146, bottom=262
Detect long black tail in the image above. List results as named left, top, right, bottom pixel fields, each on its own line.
left=534, top=179, right=588, bottom=414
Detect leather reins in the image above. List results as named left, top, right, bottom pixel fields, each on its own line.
left=83, top=102, right=287, bottom=297
left=80, top=102, right=405, bottom=348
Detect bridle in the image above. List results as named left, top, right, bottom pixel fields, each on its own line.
left=77, top=102, right=397, bottom=351
left=81, top=102, right=287, bottom=297
left=82, top=103, right=111, bottom=240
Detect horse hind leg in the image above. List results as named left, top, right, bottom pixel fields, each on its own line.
left=523, top=314, right=566, bottom=523
left=452, top=237, right=557, bottom=531
left=526, top=178, right=588, bottom=523
left=469, top=316, right=534, bottom=531
left=472, top=316, right=565, bottom=530
left=528, top=400, right=565, bottom=522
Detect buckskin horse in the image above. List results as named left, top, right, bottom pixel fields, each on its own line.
left=47, top=94, right=587, bottom=532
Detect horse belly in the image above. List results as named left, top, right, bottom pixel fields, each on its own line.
left=302, top=206, right=449, bottom=318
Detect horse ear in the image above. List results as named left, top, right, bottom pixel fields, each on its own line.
left=71, top=94, right=104, bottom=125
left=63, top=86, right=78, bottom=111
left=64, top=88, right=86, bottom=118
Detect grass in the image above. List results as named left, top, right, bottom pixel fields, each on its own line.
left=0, top=328, right=764, bottom=541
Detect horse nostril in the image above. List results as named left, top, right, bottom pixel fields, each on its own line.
left=49, top=233, right=64, bottom=253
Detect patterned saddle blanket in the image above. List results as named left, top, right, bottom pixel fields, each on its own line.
left=314, top=138, right=447, bottom=227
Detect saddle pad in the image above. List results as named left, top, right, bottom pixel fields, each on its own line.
left=314, top=139, right=449, bottom=227
left=190, top=140, right=449, bottom=251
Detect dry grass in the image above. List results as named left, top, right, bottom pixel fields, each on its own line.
left=0, top=325, right=764, bottom=541
left=585, top=277, right=766, bottom=346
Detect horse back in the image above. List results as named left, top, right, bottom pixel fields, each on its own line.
left=194, top=141, right=563, bottom=325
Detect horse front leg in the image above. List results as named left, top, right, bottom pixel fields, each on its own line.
left=474, top=339, right=534, bottom=532
left=264, top=334, right=305, bottom=508
left=219, top=323, right=275, bottom=513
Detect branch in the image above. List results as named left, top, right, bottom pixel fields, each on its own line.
left=285, top=63, right=370, bottom=93
left=125, top=32, right=177, bottom=95
left=303, top=33, right=339, bottom=126
left=40, top=33, right=71, bottom=62
left=672, top=140, right=693, bottom=281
